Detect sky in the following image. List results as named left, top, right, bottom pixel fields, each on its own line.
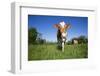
left=28, top=15, right=88, bottom=42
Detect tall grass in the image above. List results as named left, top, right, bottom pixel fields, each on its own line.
left=28, top=44, right=88, bottom=60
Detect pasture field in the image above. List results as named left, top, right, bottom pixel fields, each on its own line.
left=28, top=44, right=88, bottom=61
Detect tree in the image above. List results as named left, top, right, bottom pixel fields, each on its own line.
left=67, top=40, right=72, bottom=45
left=78, top=36, right=88, bottom=44
left=28, top=27, right=38, bottom=44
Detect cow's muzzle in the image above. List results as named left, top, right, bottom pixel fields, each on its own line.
left=61, top=32, right=67, bottom=42
left=62, top=32, right=66, bottom=37
left=62, top=37, right=66, bottom=42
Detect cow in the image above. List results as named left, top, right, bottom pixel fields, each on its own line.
left=73, top=39, right=78, bottom=44
left=54, top=21, right=70, bottom=52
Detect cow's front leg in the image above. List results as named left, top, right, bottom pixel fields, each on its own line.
left=62, top=42, right=64, bottom=52
left=61, top=37, right=66, bottom=52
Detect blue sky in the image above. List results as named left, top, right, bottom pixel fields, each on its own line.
left=28, top=15, right=88, bottom=42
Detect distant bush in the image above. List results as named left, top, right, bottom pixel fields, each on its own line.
left=78, top=36, right=88, bottom=44
left=67, top=35, right=88, bottom=45
left=67, top=41, right=72, bottom=45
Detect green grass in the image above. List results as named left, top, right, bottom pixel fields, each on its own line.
left=28, top=44, right=88, bottom=61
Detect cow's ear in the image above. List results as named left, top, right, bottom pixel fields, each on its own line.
left=54, top=24, right=60, bottom=29
left=65, top=24, right=71, bottom=30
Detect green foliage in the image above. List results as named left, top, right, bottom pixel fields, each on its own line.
left=67, top=41, right=72, bottom=45
left=71, top=35, right=88, bottom=44
left=78, top=36, right=88, bottom=44
left=28, top=27, right=38, bottom=44
left=28, top=27, right=46, bottom=44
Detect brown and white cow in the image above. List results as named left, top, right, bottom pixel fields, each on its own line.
left=54, top=21, right=70, bottom=52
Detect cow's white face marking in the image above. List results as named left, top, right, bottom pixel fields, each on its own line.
left=59, top=21, right=65, bottom=28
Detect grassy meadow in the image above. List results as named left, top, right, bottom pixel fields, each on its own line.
left=28, top=43, right=88, bottom=61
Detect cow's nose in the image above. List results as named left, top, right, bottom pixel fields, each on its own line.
left=62, top=32, right=66, bottom=37
left=62, top=38, right=66, bottom=42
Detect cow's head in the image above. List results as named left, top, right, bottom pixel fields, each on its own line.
left=54, top=21, right=70, bottom=42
